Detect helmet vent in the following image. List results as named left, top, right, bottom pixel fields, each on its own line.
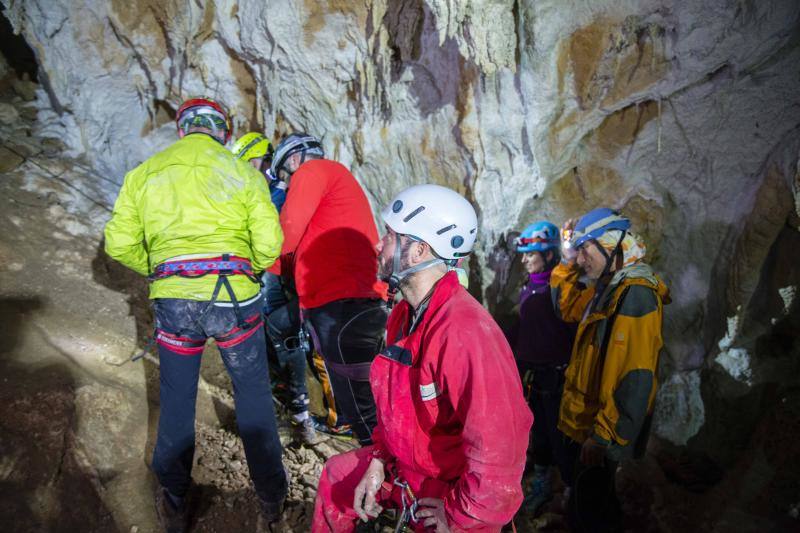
left=436, top=224, right=456, bottom=235
left=392, top=200, right=403, bottom=213
left=403, top=205, right=425, bottom=222
left=451, top=236, right=464, bottom=248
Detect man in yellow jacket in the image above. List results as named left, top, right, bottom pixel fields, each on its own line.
left=104, top=98, right=286, bottom=532
left=551, top=208, right=670, bottom=532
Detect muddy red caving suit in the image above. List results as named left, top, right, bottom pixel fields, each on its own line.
left=312, top=272, right=533, bottom=532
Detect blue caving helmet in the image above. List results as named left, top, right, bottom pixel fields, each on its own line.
left=570, top=208, right=631, bottom=249
left=515, top=221, right=560, bottom=253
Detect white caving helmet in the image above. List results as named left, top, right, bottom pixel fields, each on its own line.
left=380, top=184, right=478, bottom=294
left=269, top=133, right=325, bottom=179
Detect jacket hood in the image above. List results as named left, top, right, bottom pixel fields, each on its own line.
left=610, top=262, right=671, bottom=305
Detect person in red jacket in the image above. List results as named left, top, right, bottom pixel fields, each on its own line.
left=312, top=184, right=533, bottom=532
left=270, top=133, right=388, bottom=445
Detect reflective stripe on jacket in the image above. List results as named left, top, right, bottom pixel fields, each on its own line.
left=370, top=272, right=532, bottom=531
left=551, top=262, right=670, bottom=460
left=104, top=133, right=282, bottom=301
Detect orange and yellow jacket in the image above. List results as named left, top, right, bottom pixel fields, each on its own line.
left=551, top=261, right=670, bottom=460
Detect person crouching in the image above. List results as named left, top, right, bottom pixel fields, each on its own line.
left=312, top=185, right=533, bottom=532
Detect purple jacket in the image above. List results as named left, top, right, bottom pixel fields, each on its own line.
left=509, top=270, right=576, bottom=366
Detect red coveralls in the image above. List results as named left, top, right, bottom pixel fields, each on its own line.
left=313, top=272, right=533, bottom=531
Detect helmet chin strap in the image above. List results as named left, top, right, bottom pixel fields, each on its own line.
left=384, top=234, right=443, bottom=309
left=593, top=231, right=627, bottom=293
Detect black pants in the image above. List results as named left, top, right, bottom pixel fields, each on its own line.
left=151, top=297, right=286, bottom=503
left=562, top=436, right=622, bottom=533
left=519, top=362, right=568, bottom=475
left=263, top=274, right=308, bottom=413
left=306, top=298, right=387, bottom=445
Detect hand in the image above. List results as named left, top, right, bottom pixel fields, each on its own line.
left=353, top=458, right=385, bottom=522
left=415, top=498, right=451, bottom=532
left=580, top=437, right=607, bottom=467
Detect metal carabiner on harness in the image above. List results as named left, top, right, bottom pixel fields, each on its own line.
left=393, top=478, right=418, bottom=532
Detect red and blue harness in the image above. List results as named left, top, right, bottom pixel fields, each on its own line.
left=144, top=253, right=264, bottom=356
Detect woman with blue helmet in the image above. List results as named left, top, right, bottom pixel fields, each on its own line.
left=509, top=220, right=576, bottom=516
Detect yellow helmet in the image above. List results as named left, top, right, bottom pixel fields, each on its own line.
left=231, top=132, right=274, bottom=163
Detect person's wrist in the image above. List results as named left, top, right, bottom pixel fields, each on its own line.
left=370, top=446, right=389, bottom=463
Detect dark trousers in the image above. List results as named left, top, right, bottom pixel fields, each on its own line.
left=306, top=298, right=387, bottom=445
left=263, top=273, right=308, bottom=411
left=519, top=362, right=568, bottom=474
left=562, top=436, right=622, bottom=533
left=151, top=297, right=287, bottom=503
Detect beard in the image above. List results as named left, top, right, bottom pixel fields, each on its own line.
left=377, top=237, right=414, bottom=283
left=377, top=252, right=393, bottom=282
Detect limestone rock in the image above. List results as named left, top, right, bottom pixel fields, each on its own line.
left=0, top=101, right=19, bottom=124
left=12, top=77, right=37, bottom=101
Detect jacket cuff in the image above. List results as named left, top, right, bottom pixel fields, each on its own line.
left=369, top=442, right=391, bottom=464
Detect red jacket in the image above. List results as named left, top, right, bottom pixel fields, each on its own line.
left=370, top=272, right=532, bottom=531
left=271, top=159, right=387, bottom=309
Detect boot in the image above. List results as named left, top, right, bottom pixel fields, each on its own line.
left=292, top=414, right=324, bottom=446
left=257, top=469, right=289, bottom=531
left=154, top=487, right=187, bottom=533
left=523, top=465, right=553, bottom=516
left=309, top=415, right=354, bottom=439
left=259, top=495, right=286, bottom=523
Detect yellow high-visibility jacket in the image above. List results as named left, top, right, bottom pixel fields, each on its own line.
left=551, top=261, right=670, bottom=460
left=104, top=133, right=283, bottom=301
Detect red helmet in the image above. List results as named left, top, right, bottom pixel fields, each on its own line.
left=175, top=97, right=232, bottom=143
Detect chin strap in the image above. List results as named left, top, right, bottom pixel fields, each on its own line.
left=596, top=231, right=626, bottom=280
left=591, top=231, right=627, bottom=312
left=384, top=234, right=443, bottom=309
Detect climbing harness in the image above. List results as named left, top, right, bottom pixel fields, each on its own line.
left=130, top=253, right=262, bottom=363
left=148, top=253, right=261, bottom=328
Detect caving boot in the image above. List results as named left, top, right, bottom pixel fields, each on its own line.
left=259, top=495, right=286, bottom=524
left=292, top=415, right=324, bottom=446
left=523, top=465, right=553, bottom=516
left=257, top=469, right=289, bottom=531
left=309, top=415, right=354, bottom=439
left=154, top=487, right=187, bottom=533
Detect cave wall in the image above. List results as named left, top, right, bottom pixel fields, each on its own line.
left=2, top=0, right=799, bottom=453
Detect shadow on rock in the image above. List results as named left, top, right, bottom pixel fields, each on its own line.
left=0, top=296, right=44, bottom=355
left=90, top=238, right=152, bottom=348
left=90, top=239, right=161, bottom=478
left=0, top=355, right=118, bottom=532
